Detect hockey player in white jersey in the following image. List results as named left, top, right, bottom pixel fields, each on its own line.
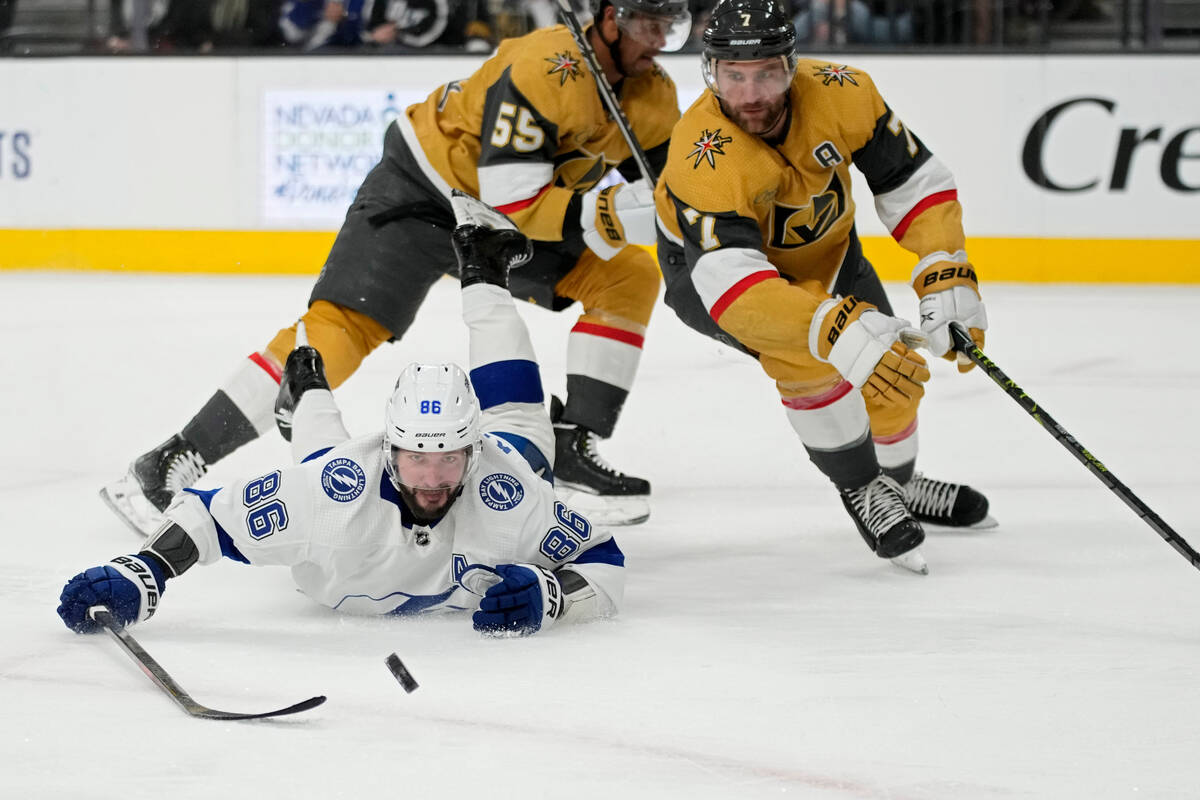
left=57, top=193, right=624, bottom=637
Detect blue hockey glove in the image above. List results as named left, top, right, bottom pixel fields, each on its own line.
left=57, top=554, right=166, bottom=633
left=472, top=563, right=564, bottom=636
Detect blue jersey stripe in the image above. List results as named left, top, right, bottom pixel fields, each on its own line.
left=574, top=537, right=625, bottom=567
left=470, top=359, right=544, bottom=409
left=492, top=431, right=554, bottom=484
left=183, top=487, right=250, bottom=564
left=301, top=446, right=334, bottom=464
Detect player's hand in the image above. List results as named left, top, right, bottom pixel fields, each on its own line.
left=57, top=555, right=166, bottom=633
left=472, top=563, right=564, bottom=636
left=810, top=296, right=930, bottom=408
left=918, top=285, right=987, bottom=372
left=581, top=180, right=656, bottom=260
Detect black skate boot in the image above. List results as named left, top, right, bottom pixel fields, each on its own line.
left=450, top=189, right=532, bottom=289
left=551, top=396, right=650, bottom=526
left=902, top=472, right=995, bottom=528
left=274, top=342, right=330, bottom=442
left=99, top=434, right=208, bottom=537
left=840, top=474, right=927, bottom=573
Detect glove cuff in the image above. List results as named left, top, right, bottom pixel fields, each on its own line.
left=518, top=563, right=565, bottom=627
left=911, top=251, right=978, bottom=298
left=109, top=555, right=166, bottom=623
left=581, top=188, right=623, bottom=261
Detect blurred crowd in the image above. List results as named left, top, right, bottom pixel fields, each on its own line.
left=0, top=0, right=1126, bottom=53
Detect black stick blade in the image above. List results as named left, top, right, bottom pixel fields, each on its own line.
left=188, top=695, right=327, bottom=721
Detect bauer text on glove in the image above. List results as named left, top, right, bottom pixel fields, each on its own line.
left=809, top=296, right=931, bottom=408
left=580, top=180, right=657, bottom=261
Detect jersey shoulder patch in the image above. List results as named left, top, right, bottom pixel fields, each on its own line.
left=320, top=457, right=368, bottom=503
left=662, top=95, right=776, bottom=215
left=794, top=59, right=885, bottom=145
left=799, top=59, right=872, bottom=90
left=478, top=472, right=526, bottom=511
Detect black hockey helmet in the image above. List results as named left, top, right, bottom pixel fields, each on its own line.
left=702, top=0, right=796, bottom=61
left=590, top=0, right=692, bottom=52
left=701, top=0, right=798, bottom=96
left=590, top=0, right=690, bottom=18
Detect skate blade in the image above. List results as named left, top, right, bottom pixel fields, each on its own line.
left=890, top=548, right=929, bottom=575
left=922, top=514, right=999, bottom=531
left=98, top=481, right=163, bottom=539
left=553, top=484, right=650, bottom=527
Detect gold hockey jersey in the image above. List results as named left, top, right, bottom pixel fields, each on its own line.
left=655, top=60, right=979, bottom=364
left=402, top=25, right=679, bottom=242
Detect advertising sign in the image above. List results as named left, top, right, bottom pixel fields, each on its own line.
left=261, top=88, right=423, bottom=224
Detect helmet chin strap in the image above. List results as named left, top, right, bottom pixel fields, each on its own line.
left=596, top=22, right=631, bottom=80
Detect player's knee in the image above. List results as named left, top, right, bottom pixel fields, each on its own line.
left=866, top=394, right=919, bottom=440
left=263, top=302, right=390, bottom=390
left=598, top=250, right=662, bottom=323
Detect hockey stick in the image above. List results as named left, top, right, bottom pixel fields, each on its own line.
left=88, top=606, right=327, bottom=720
left=554, top=0, right=657, bottom=183
left=949, top=324, right=1200, bottom=571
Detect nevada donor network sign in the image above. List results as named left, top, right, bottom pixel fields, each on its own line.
left=262, top=89, right=417, bottom=224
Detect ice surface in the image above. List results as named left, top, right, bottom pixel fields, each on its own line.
left=3, top=272, right=1198, bottom=799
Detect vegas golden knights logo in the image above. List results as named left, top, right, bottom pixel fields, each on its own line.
left=553, top=149, right=608, bottom=191
left=767, top=172, right=846, bottom=249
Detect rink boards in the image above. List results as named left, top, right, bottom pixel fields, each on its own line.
left=0, top=53, right=1197, bottom=281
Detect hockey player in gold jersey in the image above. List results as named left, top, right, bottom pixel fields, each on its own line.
left=101, top=0, right=693, bottom=533
left=655, top=0, right=993, bottom=571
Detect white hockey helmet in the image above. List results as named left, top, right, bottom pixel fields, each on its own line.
left=382, top=363, right=482, bottom=494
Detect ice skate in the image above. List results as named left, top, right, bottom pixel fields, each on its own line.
left=840, top=474, right=928, bottom=574
left=99, top=434, right=207, bottom=537
left=450, top=189, right=531, bottom=289
left=551, top=398, right=650, bottom=526
left=902, top=472, right=997, bottom=529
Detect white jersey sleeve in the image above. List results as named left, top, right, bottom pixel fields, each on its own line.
left=290, top=388, right=351, bottom=464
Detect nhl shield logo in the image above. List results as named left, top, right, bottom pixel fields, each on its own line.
left=321, top=458, right=366, bottom=502
left=479, top=473, right=525, bottom=511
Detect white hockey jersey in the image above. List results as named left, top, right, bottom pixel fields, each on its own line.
left=163, top=407, right=625, bottom=621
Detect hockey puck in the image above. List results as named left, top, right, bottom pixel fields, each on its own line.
left=385, top=653, right=419, bottom=693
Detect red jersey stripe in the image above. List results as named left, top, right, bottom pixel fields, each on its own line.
left=570, top=321, right=645, bottom=349
left=891, top=189, right=958, bottom=241
left=709, top=270, right=778, bottom=322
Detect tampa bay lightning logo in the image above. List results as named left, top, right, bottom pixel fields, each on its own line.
left=478, top=473, right=524, bottom=511
left=321, top=458, right=366, bottom=502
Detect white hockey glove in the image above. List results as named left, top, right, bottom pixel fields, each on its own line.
left=918, top=285, right=988, bottom=372
left=472, top=563, right=564, bottom=636
left=809, top=296, right=931, bottom=408
left=580, top=180, right=657, bottom=261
